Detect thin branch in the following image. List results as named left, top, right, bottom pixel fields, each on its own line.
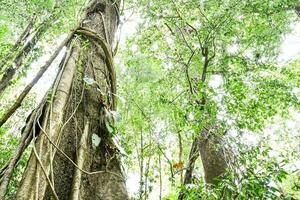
left=0, top=30, right=76, bottom=128
left=0, top=18, right=35, bottom=72
left=196, top=6, right=213, bottom=28
left=164, top=23, right=175, bottom=35
left=170, top=0, right=204, bottom=49
left=201, top=47, right=209, bottom=82
left=169, top=90, right=188, bottom=104
left=173, top=23, right=193, bottom=52
left=157, top=144, right=175, bottom=182
left=185, top=50, right=196, bottom=94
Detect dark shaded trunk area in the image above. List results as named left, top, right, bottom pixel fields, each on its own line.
left=296, top=6, right=300, bottom=17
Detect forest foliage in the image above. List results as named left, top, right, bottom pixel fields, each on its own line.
left=0, top=0, right=300, bottom=199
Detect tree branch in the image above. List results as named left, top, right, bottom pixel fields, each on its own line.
left=0, top=30, right=76, bottom=128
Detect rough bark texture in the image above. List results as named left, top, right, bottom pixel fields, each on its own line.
left=199, top=127, right=228, bottom=184
left=15, top=1, right=128, bottom=199
left=178, top=127, right=228, bottom=200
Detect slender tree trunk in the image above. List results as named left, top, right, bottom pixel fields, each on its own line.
left=178, top=137, right=200, bottom=200
left=178, top=132, right=183, bottom=184
left=144, top=156, right=151, bottom=200
left=0, top=21, right=45, bottom=95
left=0, top=2, right=59, bottom=96
left=138, top=131, right=144, bottom=199
left=296, top=6, right=300, bottom=18
left=0, top=18, right=34, bottom=72
left=0, top=23, right=35, bottom=95
left=182, top=137, right=200, bottom=185
left=15, top=1, right=128, bottom=199
left=159, top=154, right=162, bottom=200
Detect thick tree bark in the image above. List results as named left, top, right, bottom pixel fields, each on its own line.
left=198, top=127, right=228, bottom=184
left=178, top=127, right=228, bottom=200
left=14, top=1, right=128, bottom=199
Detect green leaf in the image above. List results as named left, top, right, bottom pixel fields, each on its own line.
left=83, top=77, right=95, bottom=85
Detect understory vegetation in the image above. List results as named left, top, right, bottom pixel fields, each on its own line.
left=0, top=0, right=300, bottom=199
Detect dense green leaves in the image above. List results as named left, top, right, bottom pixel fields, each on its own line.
left=118, top=0, right=300, bottom=198
left=0, top=0, right=300, bottom=199
left=179, top=146, right=294, bottom=200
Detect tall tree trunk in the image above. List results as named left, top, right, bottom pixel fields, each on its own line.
left=183, top=126, right=228, bottom=186
left=178, top=37, right=228, bottom=199
left=15, top=1, right=128, bottom=199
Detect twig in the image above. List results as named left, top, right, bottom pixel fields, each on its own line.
left=174, top=23, right=193, bottom=52
left=185, top=50, right=196, bottom=94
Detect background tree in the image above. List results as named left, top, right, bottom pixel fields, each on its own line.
left=117, top=0, right=300, bottom=199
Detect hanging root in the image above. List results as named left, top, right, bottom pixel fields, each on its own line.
left=0, top=92, right=49, bottom=199
left=70, top=121, right=89, bottom=200
left=32, top=114, right=60, bottom=200
left=38, top=122, right=124, bottom=179
left=0, top=44, right=71, bottom=199
left=75, top=27, right=117, bottom=110
left=0, top=29, right=77, bottom=128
